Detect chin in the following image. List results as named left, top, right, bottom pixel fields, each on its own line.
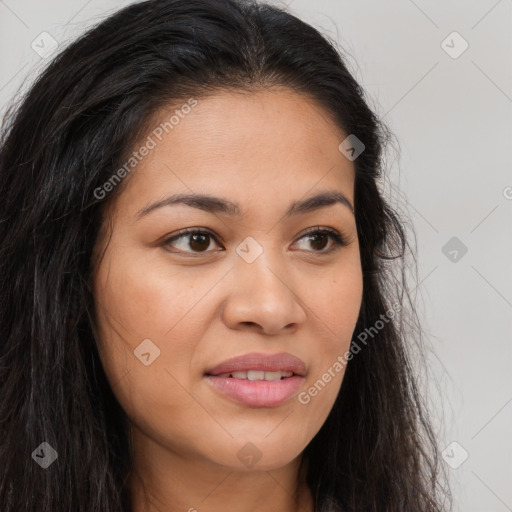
left=206, top=435, right=306, bottom=472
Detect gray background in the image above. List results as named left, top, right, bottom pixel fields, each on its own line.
left=1, top=1, right=511, bottom=510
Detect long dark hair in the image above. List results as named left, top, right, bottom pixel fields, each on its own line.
left=0, top=0, right=452, bottom=510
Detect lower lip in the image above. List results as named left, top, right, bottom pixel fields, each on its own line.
left=204, top=375, right=304, bottom=407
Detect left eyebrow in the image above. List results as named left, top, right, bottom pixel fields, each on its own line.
left=136, top=190, right=354, bottom=219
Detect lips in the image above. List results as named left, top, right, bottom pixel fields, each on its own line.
left=205, top=352, right=307, bottom=377
left=215, top=370, right=294, bottom=381
left=204, top=352, right=306, bottom=408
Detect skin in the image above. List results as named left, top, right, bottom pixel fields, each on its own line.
left=92, top=87, right=363, bottom=512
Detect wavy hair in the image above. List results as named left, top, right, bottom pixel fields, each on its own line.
left=0, top=0, right=451, bottom=510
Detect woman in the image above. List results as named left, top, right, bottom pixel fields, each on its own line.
left=0, top=0, right=452, bottom=510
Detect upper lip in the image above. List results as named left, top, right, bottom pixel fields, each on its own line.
left=205, top=352, right=307, bottom=377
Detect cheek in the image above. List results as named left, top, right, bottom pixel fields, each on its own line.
left=296, top=262, right=362, bottom=428
left=92, top=252, right=214, bottom=446
left=91, top=248, right=206, bottom=396
left=313, top=261, right=363, bottom=352
left=93, top=244, right=224, bottom=344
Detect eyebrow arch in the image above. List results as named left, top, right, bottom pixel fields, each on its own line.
left=136, top=190, right=354, bottom=219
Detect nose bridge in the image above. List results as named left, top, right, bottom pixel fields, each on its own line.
left=223, top=235, right=306, bottom=334
left=239, top=247, right=283, bottom=290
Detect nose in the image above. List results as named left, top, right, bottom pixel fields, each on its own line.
left=221, top=250, right=307, bottom=336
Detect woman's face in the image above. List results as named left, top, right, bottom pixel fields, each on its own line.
left=93, top=88, right=363, bottom=473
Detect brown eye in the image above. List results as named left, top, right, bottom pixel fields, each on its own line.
left=163, top=229, right=221, bottom=254
left=305, top=232, right=329, bottom=251
left=293, top=227, right=347, bottom=254
left=187, top=233, right=211, bottom=252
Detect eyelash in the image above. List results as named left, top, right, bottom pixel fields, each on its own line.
left=161, top=226, right=348, bottom=257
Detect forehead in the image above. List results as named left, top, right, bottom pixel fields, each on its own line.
left=112, top=88, right=355, bottom=217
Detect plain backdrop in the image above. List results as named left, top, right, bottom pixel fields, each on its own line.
left=1, top=1, right=511, bottom=511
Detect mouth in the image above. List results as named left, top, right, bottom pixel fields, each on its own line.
left=210, top=370, right=296, bottom=381
left=204, top=352, right=306, bottom=408
left=205, top=351, right=307, bottom=377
